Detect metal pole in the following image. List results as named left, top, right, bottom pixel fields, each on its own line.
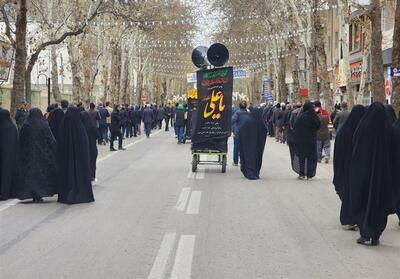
left=47, top=77, right=51, bottom=107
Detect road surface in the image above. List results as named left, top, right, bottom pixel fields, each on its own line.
left=1, top=130, right=399, bottom=279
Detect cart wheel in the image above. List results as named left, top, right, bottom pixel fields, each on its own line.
left=192, top=154, right=198, bottom=172
left=221, top=155, right=227, bottom=173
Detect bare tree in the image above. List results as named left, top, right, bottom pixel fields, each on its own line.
left=392, top=0, right=400, bottom=113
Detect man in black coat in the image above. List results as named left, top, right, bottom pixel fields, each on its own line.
left=110, top=105, right=125, bottom=151
left=142, top=104, right=154, bottom=138
left=163, top=104, right=172, bottom=131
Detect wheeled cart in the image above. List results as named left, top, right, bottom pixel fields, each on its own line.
left=191, top=150, right=227, bottom=173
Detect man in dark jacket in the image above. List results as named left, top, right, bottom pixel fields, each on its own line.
left=110, top=105, right=125, bottom=151
left=143, top=104, right=154, bottom=138
left=157, top=105, right=165, bottom=129
left=232, top=101, right=249, bottom=166
left=272, top=103, right=281, bottom=142
left=133, top=105, right=142, bottom=137
left=163, top=104, right=172, bottom=131
left=98, top=103, right=110, bottom=144
left=119, top=106, right=128, bottom=138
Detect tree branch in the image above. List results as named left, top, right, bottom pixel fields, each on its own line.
left=1, top=6, right=15, bottom=46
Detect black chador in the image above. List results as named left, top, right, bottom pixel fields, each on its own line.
left=15, top=108, right=57, bottom=202
left=292, top=102, right=320, bottom=179
left=0, top=109, right=18, bottom=201
left=239, top=108, right=267, bottom=180
left=391, top=111, right=400, bottom=223
left=349, top=102, right=393, bottom=245
left=80, top=111, right=98, bottom=181
left=47, top=108, right=65, bottom=141
left=333, top=105, right=366, bottom=227
left=57, top=107, right=94, bottom=204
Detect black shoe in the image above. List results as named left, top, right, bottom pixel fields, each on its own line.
left=118, top=147, right=126, bottom=150
left=110, top=148, right=117, bottom=151
left=357, top=236, right=379, bottom=246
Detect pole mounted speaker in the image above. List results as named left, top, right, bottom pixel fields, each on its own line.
left=207, top=43, right=229, bottom=67
left=191, top=46, right=210, bottom=69
left=191, top=43, right=229, bottom=68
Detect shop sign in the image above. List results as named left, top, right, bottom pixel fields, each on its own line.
left=350, top=61, right=362, bottom=82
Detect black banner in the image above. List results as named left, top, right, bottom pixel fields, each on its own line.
left=191, top=67, right=233, bottom=144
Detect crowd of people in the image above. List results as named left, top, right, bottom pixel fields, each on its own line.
left=1, top=97, right=399, bottom=246
left=0, top=100, right=187, bottom=204
left=232, top=99, right=400, bottom=246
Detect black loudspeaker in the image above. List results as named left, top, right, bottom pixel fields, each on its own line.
left=191, top=46, right=210, bottom=69
left=207, top=43, right=229, bottom=67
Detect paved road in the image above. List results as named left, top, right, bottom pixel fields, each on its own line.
left=1, top=130, right=399, bottom=279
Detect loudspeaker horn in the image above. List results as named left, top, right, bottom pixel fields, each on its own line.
left=191, top=46, right=210, bottom=68
left=207, top=43, right=229, bottom=67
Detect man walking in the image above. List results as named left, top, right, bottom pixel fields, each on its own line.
left=105, top=101, right=113, bottom=141
left=142, top=104, right=154, bottom=138
left=334, top=101, right=350, bottom=133
left=175, top=104, right=187, bottom=144
left=163, top=103, right=172, bottom=131
left=110, top=105, right=125, bottom=151
left=98, top=103, right=110, bottom=145
left=232, top=101, right=249, bottom=166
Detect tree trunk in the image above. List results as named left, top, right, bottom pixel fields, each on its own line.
left=51, top=46, right=61, bottom=102
left=314, top=0, right=333, bottom=110
left=340, top=0, right=355, bottom=107
left=369, top=0, right=386, bottom=103
left=10, top=0, right=27, bottom=116
left=136, top=71, right=144, bottom=104
left=278, top=55, right=288, bottom=103
left=67, top=41, right=82, bottom=102
left=392, top=0, right=400, bottom=114
left=308, top=18, right=319, bottom=102
left=119, top=50, right=129, bottom=105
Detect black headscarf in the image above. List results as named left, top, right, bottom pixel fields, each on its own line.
left=239, top=108, right=267, bottom=180
left=80, top=111, right=98, bottom=181
left=57, top=107, right=94, bottom=204
left=292, top=102, right=320, bottom=178
left=15, top=108, right=58, bottom=200
left=349, top=102, right=393, bottom=241
left=48, top=108, right=65, bottom=141
left=333, top=105, right=366, bottom=225
left=0, top=109, right=18, bottom=200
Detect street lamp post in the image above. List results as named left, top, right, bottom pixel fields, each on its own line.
left=37, top=73, right=51, bottom=107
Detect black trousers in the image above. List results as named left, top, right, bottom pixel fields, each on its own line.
left=110, top=130, right=123, bottom=149
left=144, top=122, right=152, bottom=137
left=165, top=117, right=170, bottom=131
left=157, top=120, right=162, bottom=129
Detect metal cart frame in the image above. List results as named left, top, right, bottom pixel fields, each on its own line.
left=192, top=150, right=227, bottom=173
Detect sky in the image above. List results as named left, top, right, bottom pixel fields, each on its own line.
left=188, top=0, right=221, bottom=48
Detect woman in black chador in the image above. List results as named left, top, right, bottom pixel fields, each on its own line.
left=57, top=107, right=94, bottom=204
left=391, top=111, right=400, bottom=225
left=292, top=101, right=320, bottom=180
left=350, top=102, right=393, bottom=246
left=15, top=108, right=58, bottom=202
left=0, top=109, right=18, bottom=201
left=47, top=107, right=65, bottom=141
left=333, top=105, right=366, bottom=230
left=239, top=108, right=267, bottom=180
left=80, top=110, right=98, bottom=182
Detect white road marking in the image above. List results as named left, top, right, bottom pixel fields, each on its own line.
left=175, top=188, right=191, bottom=212
left=148, top=232, right=177, bottom=279
left=170, top=235, right=196, bottom=279
left=98, top=130, right=162, bottom=163
left=186, top=191, right=202, bottom=215
left=0, top=199, right=19, bottom=213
